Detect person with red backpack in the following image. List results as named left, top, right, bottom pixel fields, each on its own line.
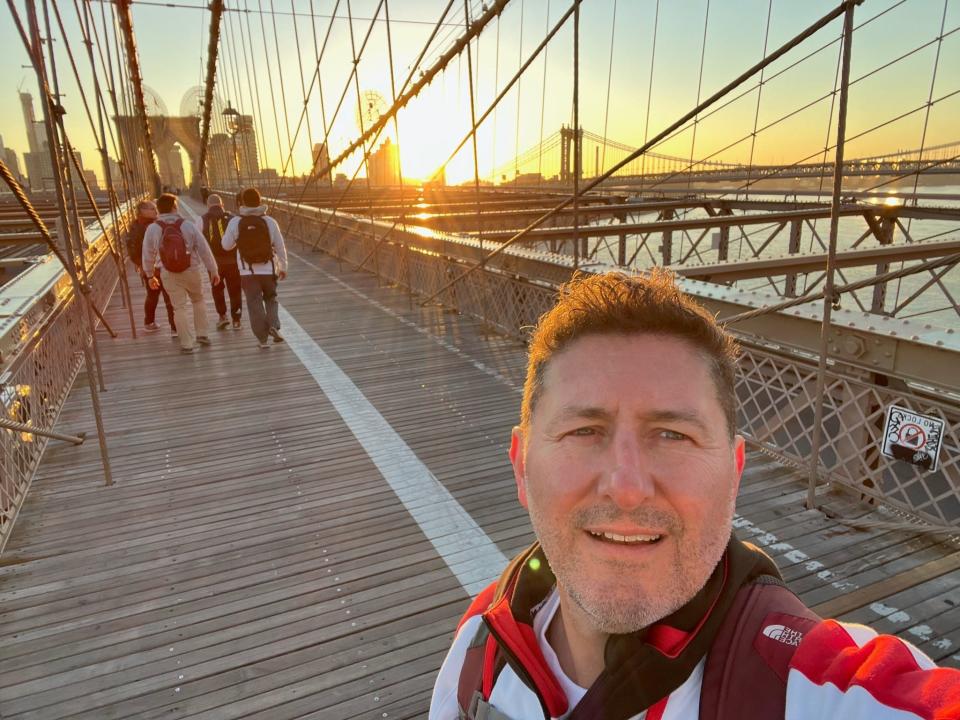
left=125, top=199, right=175, bottom=335
left=220, top=187, right=288, bottom=349
left=430, top=271, right=960, bottom=720
left=201, top=194, right=241, bottom=330
left=141, top=193, right=220, bottom=354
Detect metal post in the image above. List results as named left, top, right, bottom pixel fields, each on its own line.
left=14, top=3, right=113, bottom=486
left=784, top=219, right=802, bottom=296
left=807, top=2, right=856, bottom=510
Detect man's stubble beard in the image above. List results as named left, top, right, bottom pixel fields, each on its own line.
left=529, top=493, right=736, bottom=635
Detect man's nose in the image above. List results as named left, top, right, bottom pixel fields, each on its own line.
left=597, top=434, right=656, bottom=510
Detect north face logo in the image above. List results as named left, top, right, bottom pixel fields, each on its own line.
left=762, top=624, right=804, bottom=646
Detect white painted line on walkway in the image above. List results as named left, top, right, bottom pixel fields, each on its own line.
left=277, top=305, right=509, bottom=596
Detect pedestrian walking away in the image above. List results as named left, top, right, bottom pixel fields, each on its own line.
left=142, top=193, right=220, bottom=353
left=430, top=271, right=960, bottom=720
left=220, top=187, right=289, bottom=349
left=201, top=194, right=242, bottom=330
left=125, top=199, right=176, bottom=335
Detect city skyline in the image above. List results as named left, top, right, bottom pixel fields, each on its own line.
left=1, top=0, right=957, bottom=189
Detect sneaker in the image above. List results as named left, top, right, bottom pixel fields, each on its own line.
left=257, top=341, right=270, bottom=349
left=232, top=319, right=241, bottom=330
left=216, top=316, right=229, bottom=330
left=268, top=328, right=285, bottom=344
left=196, top=336, right=212, bottom=346
left=171, top=330, right=178, bottom=339
left=181, top=346, right=197, bottom=354
left=144, top=322, right=159, bottom=332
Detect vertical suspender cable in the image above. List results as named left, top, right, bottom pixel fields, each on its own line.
left=513, top=0, right=525, bottom=180
left=686, top=0, right=710, bottom=194
left=463, top=0, right=484, bottom=251
left=268, top=0, right=297, bottom=176
left=743, top=0, right=773, bottom=201
left=807, top=2, right=856, bottom=511
left=600, top=0, right=616, bottom=181
left=18, top=1, right=113, bottom=484
left=572, top=0, right=579, bottom=269
left=536, top=1, right=549, bottom=189
left=639, top=0, right=660, bottom=198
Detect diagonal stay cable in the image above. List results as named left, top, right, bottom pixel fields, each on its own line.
left=311, top=0, right=510, bottom=186
left=300, top=0, right=456, bottom=242
left=271, top=0, right=384, bottom=209
left=325, top=0, right=581, bottom=262
left=419, top=0, right=862, bottom=306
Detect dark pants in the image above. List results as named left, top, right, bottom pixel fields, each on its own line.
left=213, top=263, right=242, bottom=320
left=241, top=274, right=279, bottom=343
left=142, top=271, right=175, bottom=329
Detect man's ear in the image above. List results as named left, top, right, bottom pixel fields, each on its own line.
left=733, top=434, right=746, bottom=493
left=509, top=426, right=528, bottom=509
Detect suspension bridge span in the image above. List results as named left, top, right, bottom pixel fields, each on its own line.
left=1, top=0, right=959, bottom=717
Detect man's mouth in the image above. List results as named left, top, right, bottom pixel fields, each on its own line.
left=587, top=530, right=663, bottom=545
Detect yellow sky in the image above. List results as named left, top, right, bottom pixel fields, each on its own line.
left=2, top=0, right=957, bottom=187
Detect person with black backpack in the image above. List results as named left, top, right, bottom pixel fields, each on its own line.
left=142, top=193, right=220, bottom=354
left=201, top=194, right=241, bottom=330
left=220, top=187, right=289, bottom=350
left=125, top=199, right=176, bottom=335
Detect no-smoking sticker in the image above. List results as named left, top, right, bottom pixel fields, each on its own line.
left=881, top=405, right=945, bottom=472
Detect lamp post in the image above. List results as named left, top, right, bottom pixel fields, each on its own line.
left=222, top=102, right=242, bottom=190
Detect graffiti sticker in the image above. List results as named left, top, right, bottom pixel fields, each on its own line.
left=881, top=405, right=945, bottom=472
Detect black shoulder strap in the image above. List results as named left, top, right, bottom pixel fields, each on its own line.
left=699, top=577, right=821, bottom=720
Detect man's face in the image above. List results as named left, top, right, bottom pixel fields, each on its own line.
left=510, top=333, right=744, bottom=634
left=140, top=203, right=157, bottom=221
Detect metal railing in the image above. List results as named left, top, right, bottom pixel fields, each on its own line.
left=0, top=207, right=131, bottom=552
left=274, top=199, right=960, bottom=529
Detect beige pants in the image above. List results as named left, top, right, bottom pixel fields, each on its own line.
left=161, top=267, right=208, bottom=349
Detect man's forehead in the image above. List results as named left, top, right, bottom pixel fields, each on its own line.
left=534, top=333, right=717, bottom=413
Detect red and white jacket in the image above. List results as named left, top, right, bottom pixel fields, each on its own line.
left=430, top=550, right=960, bottom=720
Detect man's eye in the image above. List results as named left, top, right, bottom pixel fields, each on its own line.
left=569, top=427, right=598, bottom=437
left=660, top=429, right=689, bottom=441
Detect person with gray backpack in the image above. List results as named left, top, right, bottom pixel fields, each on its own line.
left=142, top=193, right=220, bottom=354
left=220, top=187, right=289, bottom=349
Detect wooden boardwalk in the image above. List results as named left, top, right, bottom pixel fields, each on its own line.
left=1, top=204, right=958, bottom=717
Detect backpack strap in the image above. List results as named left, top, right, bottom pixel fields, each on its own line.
left=699, top=576, right=821, bottom=720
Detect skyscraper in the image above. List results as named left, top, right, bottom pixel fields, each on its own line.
left=312, top=142, right=331, bottom=185
left=19, top=92, right=55, bottom=190
left=368, top=138, right=401, bottom=186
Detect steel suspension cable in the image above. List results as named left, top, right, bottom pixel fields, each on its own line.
left=419, top=0, right=862, bottom=306
left=685, top=0, right=709, bottom=194
left=290, top=0, right=316, bottom=178
left=895, top=0, right=950, bottom=309
left=309, top=0, right=508, bottom=188
left=639, top=0, right=660, bottom=196
left=743, top=0, right=774, bottom=200
left=233, top=3, right=271, bottom=187
left=513, top=0, right=525, bottom=180
left=309, top=0, right=333, bottom=185
left=572, top=0, right=580, bottom=268
left=268, top=0, right=297, bottom=175
left=346, top=0, right=378, bottom=250
left=535, top=2, right=549, bottom=188
left=326, top=0, right=581, bottom=260
left=252, top=0, right=288, bottom=181
left=464, top=0, right=484, bottom=250
left=49, top=0, right=137, bottom=334
left=274, top=0, right=384, bottom=195
left=291, top=0, right=455, bottom=232
left=599, top=0, right=616, bottom=182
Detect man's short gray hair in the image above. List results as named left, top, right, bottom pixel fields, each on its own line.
left=206, top=193, right=223, bottom=207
